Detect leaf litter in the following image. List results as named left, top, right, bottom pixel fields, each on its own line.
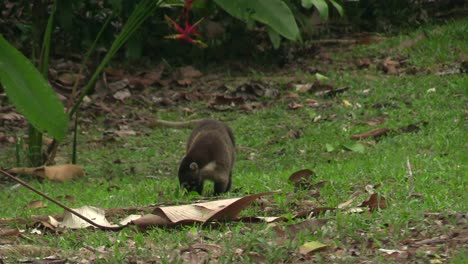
left=0, top=25, right=466, bottom=263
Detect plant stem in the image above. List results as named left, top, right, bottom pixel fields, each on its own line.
left=27, top=124, right=43, bottom=166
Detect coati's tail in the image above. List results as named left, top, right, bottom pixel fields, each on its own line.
left=152, top=119, right=205, bottom=128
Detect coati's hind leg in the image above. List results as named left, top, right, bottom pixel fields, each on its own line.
left=226, top=173, right=232, bottom=191
left=214, top=174, right=231, bottom=195
left=195, top=182, right=204, bottom=195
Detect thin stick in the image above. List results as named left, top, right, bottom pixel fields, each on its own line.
left=0, top=169, right=124, bottom=231
left=406, top=157, right=415, bottom=199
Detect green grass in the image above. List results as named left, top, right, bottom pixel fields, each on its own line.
left=1, top=19, right=467, bottom=263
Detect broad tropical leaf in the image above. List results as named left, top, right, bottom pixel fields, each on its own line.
left=302, top=0, right=329, bottom=20
left=214, top=0, right=300, bottom=41
left=0, top=35, right=68, bottom=141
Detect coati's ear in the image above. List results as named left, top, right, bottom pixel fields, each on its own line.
left=189, top=162, right=199, bottom=171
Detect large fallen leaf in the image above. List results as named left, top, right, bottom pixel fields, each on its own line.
left=59, top=206, right=114, bottom=229
left=132, top=192, right=277, bottom=228
left=7, top=164, right=85, bottom=182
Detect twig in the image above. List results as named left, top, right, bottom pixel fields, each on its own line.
left=406, top=157, right=415, bottom=199
left=0, top=169, right=124, bottom=231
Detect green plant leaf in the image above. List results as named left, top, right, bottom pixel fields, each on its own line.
left=0, top=35, right=68, bottom=141
left=267, top=26, right=282, bottom=49
left=69, top=0, right=162, bottom=117
left=342, top=142, right=365, bottom=153
left=299, top=240, right=327, bottom=254
left=214, top=0, right=300, bottom=41
left=302, top=0, right=329, bottom=20
left=325, top=143, right=335, bottom=152
left=329, top=0, right=345, bottom=16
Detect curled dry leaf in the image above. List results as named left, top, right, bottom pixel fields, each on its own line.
left=353, top=117, right=386, bottom=126
left=56, top=72, right=85, bottom=86
left=286, top=219, right=329, bottom=238
left=288, top=102, right=303, bottom=109
left=359, top=193, right=387, bottom=211
left=27, top=200, right=47, bottom=209
left=356, top=58, right=371, bottom=69
left=295, top=83, right=313, bottom=93
left=314, top=86, right=349, bottom=97
left=7, top=164, right=85, bottom=182
left=128, top=65, right=165, bottom=88
left=113, top=89, right=131, bottom=101
left=350, top=128, right=391, bottom=140
left=288, top=169, right=316, bottom=190
left=379, top=58, right=400, bottom=75
left=108, top=79, right=129, bottom=92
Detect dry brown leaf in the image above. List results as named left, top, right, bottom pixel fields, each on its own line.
left=288, top=169, right=316, bottom=190
left=180, top=89, right=206, bottom=102
left=399, top=32, right=426, bottom=49
left=0, top=112, right=24, bottom=121
left=286, top=219, right=328, bottom=238
left=314, top=86, right=349, bottom=97
left=108, top=79, right=129, bottom=91
left=178, top=66, right=203, bottom=79
left=177, top=79, right=193, bottom=86
left=131, top=214, right=173, bottom=229
left=56, top=72, right=84, bottom=86
left=356, top=59, right=371, bottom=69
left=132, top=192, right=277, bottom=229
left=113, top=89, right=131, bottom=101
left=353, top=117, right=386, bottom=126
left=350, top=128, right=391, bottom=140
left=294, top=207, right=336, bottom=218
left=359, top=193, right=387, bottom=211
left=295, top=83, right=314, bottom=93
left=380, top=59, right=400, bottom=75
left=180, top=243, right=223, bottom=264
left=27, top=200, right=47, bottom=209
left=288, top=102, right=303, bottom=109
left=305, top=98, right=319, bottom=108
left=128, top=65, right=165, bottom=88
left=0, top=228, right=22, bottom=237
left=337, top=191, right=362, bottom=209
left=7, top=164, right=85, bottom=182
left=60, top=206, right=115, bottom=229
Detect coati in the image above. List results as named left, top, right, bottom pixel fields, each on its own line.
left=178, top=119, right=235, bottom=195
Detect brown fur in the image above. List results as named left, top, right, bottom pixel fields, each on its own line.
left=178, top=119, right=235, bottom=195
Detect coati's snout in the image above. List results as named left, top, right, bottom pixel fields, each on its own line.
left=178, top=161, right=203, bottom=193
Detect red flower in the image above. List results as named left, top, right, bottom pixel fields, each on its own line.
left=164, top=0, right=207, bottom=48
